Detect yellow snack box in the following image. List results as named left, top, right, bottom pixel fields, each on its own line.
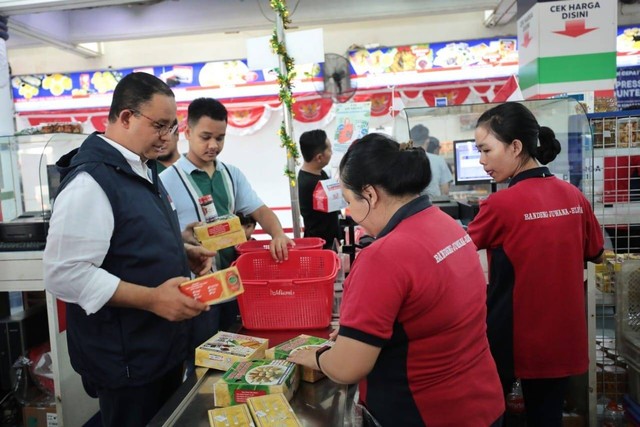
left=196, top=331, right=269, bottom=371
left=208, top=404, right=255, bottom=427
left=264, top=334, right=333, bottom=383
left=179, top=266, right=243, bottom=305
left=201, top=229, right=247, bottom=252
left=214, top=360, right=299, bottom=407
left=246, top=393, right=302, bottom=427
left=195, top=215, right=243, bottom=240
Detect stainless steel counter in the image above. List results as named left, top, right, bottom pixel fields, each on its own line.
left=148, top=367, right=358, bottom=426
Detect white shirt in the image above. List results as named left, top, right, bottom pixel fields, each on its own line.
left=43, top=135, right=152, bottom=315
left=422, top=152, right=453, bottom=197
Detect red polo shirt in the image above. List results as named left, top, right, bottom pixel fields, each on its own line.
left=340, top=196, right=504, bottom=427
left=468, top=168, right=603, bottom=378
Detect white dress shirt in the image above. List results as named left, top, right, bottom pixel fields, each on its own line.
left=43, top=135, right=152, bottom=315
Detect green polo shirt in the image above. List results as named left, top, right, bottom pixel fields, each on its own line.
left=190, top=167, right=236, bottom=268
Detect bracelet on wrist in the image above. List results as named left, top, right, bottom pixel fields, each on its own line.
left=315, top=345, right=332, bottom=372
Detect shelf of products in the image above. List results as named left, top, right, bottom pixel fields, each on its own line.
left=587, top=110, right=640, bottom=425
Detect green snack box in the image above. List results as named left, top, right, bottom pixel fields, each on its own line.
left=213, top=359, right=299, bottom=407
left=264, top=334, right=332, bottom=383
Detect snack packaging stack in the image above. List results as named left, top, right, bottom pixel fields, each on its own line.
left=208, top=404, right=255, bottom=427
left=194, top=214, right=247, bottom=251
left=195, top=331, right=268, bottom=371
left=179, top=266, right=243, bottom=305
left=213, top=360, right=299, bottom=407
left=265, top=334, right=333, bottom=383
left=247, top=393, right=302, bottom=427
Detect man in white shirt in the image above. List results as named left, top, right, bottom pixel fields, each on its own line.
left=43, top=72, right=214, bottom=427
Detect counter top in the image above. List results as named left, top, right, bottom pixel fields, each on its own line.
left=148, top=367, right=358, bottom=427
left=149, top=327, right=359, bottom=427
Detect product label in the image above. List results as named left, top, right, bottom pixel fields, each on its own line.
left=180, top=277, right=223, bottom=302
left=227, top=271, right=241, bottom=292
left=234, top=389, right=267, bottom=403
left=207, top=223, right=232, bottom=236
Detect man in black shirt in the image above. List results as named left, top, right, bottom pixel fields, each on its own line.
left=297, top=129, right=341, bottom=250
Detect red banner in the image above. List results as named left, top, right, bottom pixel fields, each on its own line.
left=291, top=98, right=333, bottom=123
left=354, top=92, right=392, bottom=117
left=422, top=87, right=471, bottom=107
left=227, top=106, right=266, bottom=128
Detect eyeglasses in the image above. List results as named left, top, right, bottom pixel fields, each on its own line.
left=130, top=110, right=178, bottom=136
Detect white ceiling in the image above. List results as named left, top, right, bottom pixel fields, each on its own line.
left=1, top=0, right=507, bottom=52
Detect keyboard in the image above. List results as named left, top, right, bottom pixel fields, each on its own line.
left=0, top=241, right=46, bottom=252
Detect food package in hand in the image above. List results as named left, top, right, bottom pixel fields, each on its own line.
left=194, top=214, right=247, bottom=251
left=265, top=334, right=333, bottom=382
left=195, top=331, right=268, bottom=371
left=179, top=266, right=243, bottom=305
left=213, top=360, right=299, bottom=407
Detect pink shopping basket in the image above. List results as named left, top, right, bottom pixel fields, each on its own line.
left=235, top=249, right=339, bottom=330
left=236, top=237, right=325, bottom=255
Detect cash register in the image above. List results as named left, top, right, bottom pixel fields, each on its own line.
left=0, top=165, right=59, bottom=251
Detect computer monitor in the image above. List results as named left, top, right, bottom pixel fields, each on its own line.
left=453, top=139, right=493, bottom=186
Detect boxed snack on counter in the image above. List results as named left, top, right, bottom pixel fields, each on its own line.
left=195, top=214, right=247, bottom=251
left=208, top=403, right=256, bottom=427
left=265, top=334, right=333, bottom=383
left=247, top=393, right=302, bottom=427
left=179, top=266, right=243, bottom=305
left=196, top=331, right=268, bottom=371
left=213, top=360, right=299, bottom=407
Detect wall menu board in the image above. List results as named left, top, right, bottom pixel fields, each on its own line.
left=13, top=24, right=640, bottom=108
left=10, top=35, right=518, bottom=107
left=618, top=25, right=640, bottom=67
left=348, top=38, right=517, bottom=75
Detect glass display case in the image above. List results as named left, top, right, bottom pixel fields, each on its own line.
left=0, top=132, right=99, bottom=426
left=396, top=98, right=591, bottom=202
left=0, top=133, right=87, bottom=222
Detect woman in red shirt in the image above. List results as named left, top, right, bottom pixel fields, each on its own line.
left=467, top=102, right=604, bottom=427
left=289, top=133, right=504, bottom=426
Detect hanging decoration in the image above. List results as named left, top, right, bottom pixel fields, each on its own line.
left=269, top=0, right=299, bottom=185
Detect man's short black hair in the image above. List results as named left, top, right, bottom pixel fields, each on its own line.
left=188, top=97, right=228, bottom=127
left=299, top=129, right=329, bottom=162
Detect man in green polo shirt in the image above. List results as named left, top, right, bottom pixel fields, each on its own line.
left=160, top=97, right=293, bottom=346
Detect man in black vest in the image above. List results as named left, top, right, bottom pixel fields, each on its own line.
left=43, top=72, right=215, bottom=427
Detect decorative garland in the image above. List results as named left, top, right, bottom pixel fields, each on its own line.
left=270, top=0, right=299, bottom=185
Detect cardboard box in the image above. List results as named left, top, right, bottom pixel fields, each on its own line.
left=208, top=404, right=255, bottom=427
left=196, top=331, right=268, bottom=371
left=179, top=266, right=243, bottom=305
left=265, top=334, right=333, bottom=382
left=200, top=229, right=247, bottom=252
left=214, top=359, right=299, bottom=407
left=247, top=393, right=302, bottom=427
left=195, top=215, right=247, bottom=251
left=312, top=178, right=346, bottom=213
left=22, top=403, right=57, bottom=427
left=562, top=412, right=585, bottom=427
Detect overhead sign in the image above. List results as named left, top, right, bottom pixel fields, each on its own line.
left=518, top=0, right=616, bottom=98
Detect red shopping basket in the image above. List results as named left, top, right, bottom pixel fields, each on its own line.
left=236, top=237, right=325, bottom=255
left=235, top=249, right=339, bottom=330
